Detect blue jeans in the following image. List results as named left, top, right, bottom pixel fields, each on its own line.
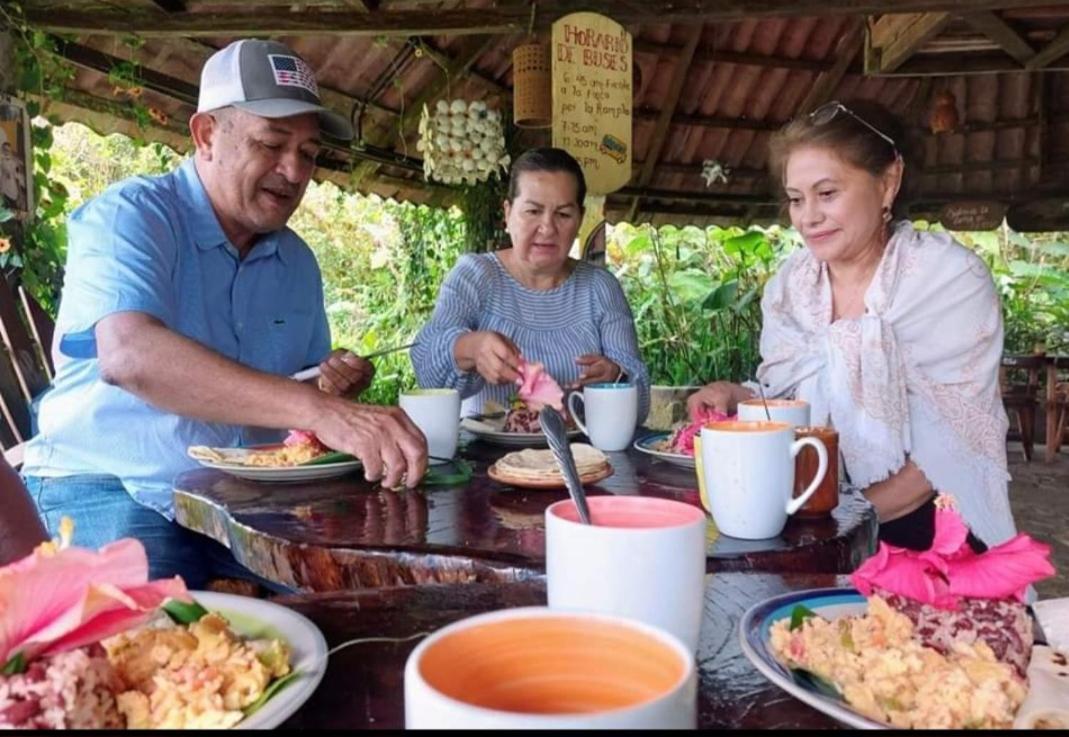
left=24, top=474, right=290, bottom=593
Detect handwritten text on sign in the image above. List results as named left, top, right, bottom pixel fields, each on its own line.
left=552, top=12, right=632, bottom=195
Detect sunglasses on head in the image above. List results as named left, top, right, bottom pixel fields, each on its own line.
left=809, top=101, right=900, bottom=159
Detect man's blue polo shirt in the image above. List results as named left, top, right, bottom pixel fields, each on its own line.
left=22, top=158, right=331, bottom=517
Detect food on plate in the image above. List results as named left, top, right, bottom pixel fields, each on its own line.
left=655, top=407, right=734, bottom=456
left=104, top=610, right=290, bottom=728
left=502, top=396, right=576, bottom=434
left=769, top=494, right=1056, bottom=729
left=492, top=443, right=610, bottom=483
left=770, top=594, right=1027, bottom=729
left=0, top=521, right=293, bottom=729
left=188, top=429, right=331, bottom=468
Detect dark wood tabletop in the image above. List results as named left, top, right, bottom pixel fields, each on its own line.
left=174, top=437, right=877, bottom=592
left=274, top=571, right=848, bottom=729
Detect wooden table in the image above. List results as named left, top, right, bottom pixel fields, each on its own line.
left=275, top=571, right=847, bottom=729
left=174, top=438, right=877, bottom=592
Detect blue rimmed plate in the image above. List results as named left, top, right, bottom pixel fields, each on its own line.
left=632, top=432, right=695, bottom=469
left=738, top=587, right=887, bottom=730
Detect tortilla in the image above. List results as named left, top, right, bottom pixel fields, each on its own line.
left=494, top=444, right=608, bottom=480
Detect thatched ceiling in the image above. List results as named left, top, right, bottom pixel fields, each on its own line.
left=14, top=0, right=1069, bottom=229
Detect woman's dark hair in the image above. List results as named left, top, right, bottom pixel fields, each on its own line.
left=506, top=147, right=587, bottom=206
left=769, top=100, right=914, bottom=216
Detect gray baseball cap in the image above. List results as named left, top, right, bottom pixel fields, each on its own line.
left=197, top=39, right=353, bottom=141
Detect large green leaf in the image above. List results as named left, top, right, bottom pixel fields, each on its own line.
left=723, top=231, right=767, bottom=255
left=703, top=280, right=739, bottom=311
left=668, top=269, right=715, bottom=302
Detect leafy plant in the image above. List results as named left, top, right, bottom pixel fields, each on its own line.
left=608, top=222, right=800, bottom=385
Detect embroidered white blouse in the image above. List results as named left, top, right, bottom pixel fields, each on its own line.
left=757, top=221, right=1017, bottom=546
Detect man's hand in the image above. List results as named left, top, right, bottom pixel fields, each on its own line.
left=455, top=331, right=522, bottom=385
left=572, top=354, right=621, bottom=387
left=686, top=381, right=753, bottom=419
left=317, top=349, right=374, bottom=398
left=312, top=399, right=427, bottom=489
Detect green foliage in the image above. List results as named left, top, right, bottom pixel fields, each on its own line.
left=953, top=227, right=1069, bottom=354
left=288, top=182, right=467, bottom=405
left=608, top=222, right=801, bottom=385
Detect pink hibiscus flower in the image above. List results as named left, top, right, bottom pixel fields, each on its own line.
left=0, top=526, right=190, bottom=666
left=851, top=495, right=1054, bottom=610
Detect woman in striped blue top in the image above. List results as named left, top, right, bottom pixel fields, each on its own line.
left=413, top=147, right=649, bottom=422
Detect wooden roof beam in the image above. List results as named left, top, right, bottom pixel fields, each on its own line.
left=628, top=25, right=703, bottom=223
left=1027, top=22, right=1069, bottom=70
left=798, top=21, right=864, bottom=113
left=633, top=39, right=831, bottom=72
left=865, top=12, right=951, bottom=74
left=27, top=1, right=1069, bottom=37
left=634, top=109, right=778, bottom=131
left=961, top=11, right=1035, bottom=66
left=878, top=53, right=1069, bottom=76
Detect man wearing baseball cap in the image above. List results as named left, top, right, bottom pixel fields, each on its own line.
left=22, top=40, right=426, bottom=588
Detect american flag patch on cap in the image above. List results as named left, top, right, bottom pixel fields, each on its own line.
left=268, top=54, right=319, bottom=96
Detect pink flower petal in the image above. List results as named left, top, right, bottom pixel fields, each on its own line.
left=0, top=539, right=189, bottom=664
left=35, top=578, right=189, bottom=658
left=515, top=359, right=564, bottom=411
left=930, top=504, right=970, bottom=557
left=946, top=535, right=1055, bottom=602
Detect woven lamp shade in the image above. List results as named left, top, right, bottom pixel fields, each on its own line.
left=512, top=41, right=551, bottom=128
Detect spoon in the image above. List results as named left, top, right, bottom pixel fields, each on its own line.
left=755, top=378, right=772, bottom=422
left=539, top=406, right=592, bottom=525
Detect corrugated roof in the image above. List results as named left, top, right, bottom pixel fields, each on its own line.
left=18, top=0, right=1069, bottom=227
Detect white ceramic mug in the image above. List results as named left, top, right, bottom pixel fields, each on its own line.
left=399, top=388, right=460, bottom=465
left=700, top=420, right=827, bottom=540
left=736, top=398, right=810, bottom=428
left=404, top=607, right=697, bottom=729
left=545, top=496, right=708, bottom=652
left=567, top=383, right=639, bottom=452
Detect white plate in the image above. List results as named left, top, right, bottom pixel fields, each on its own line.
left=460, top=417, right=581, bottom=447
left=188, top=446, right=362, bottom=482
left=633, top=432, right=695, bottom=469
left=191, top=590, right=328, bottom=729
left=738, top=588, right=886, bottom=730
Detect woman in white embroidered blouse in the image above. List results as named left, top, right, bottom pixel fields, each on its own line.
left=688, top=100, right=1017, bottom=549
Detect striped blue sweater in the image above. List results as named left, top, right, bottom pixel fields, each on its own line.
left=412, top=252, right=650, bottom=422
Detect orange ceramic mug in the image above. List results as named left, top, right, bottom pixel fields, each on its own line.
left=404, top=607, right=697, bottom=728
left=793, top=426, right=840, bottom=517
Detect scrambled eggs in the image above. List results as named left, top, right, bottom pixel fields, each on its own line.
left=770, top=596, right=1027, bottom=729
left=103, top=613, right=291, bottom=729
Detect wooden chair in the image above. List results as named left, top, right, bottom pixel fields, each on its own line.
left=0, top=277, right=55, bottom=467
left=1045, top=356, right=1069, bottom=462
left=1000, top=354, right=1045, bottom=462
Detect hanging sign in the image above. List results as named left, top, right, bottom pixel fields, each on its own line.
left=938, top=201, right=1005, bottom=231
left=551, top=12, right=632, bottom=195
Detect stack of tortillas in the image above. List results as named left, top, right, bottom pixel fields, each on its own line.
left=489, top=443, right=612, bottom=487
